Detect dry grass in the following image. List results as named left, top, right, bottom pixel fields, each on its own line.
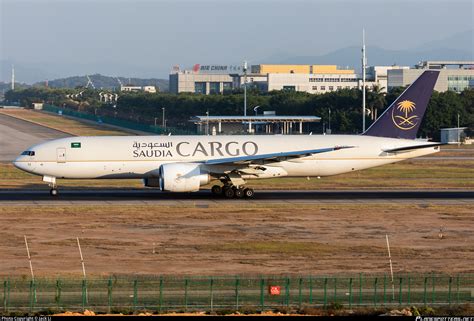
left=0, top=203, right=472, bottom=277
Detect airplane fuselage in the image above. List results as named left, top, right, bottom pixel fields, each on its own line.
left=14, top=134, right=439, bottom=180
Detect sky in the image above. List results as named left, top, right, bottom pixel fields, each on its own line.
left=1, top=0, right=473, bottom=81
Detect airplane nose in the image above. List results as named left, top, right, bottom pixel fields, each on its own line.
left=13, top=156, right=29, bottom=172
left=13, top=158, right=25, bottom=170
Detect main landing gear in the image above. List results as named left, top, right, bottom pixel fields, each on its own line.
left=211, top=184, right=255, bottom=199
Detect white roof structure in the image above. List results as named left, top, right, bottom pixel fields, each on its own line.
left=190, top=115, right=321, bottom=123
left=190, top=115, right=321, bottom=135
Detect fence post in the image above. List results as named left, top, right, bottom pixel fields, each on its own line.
left=398, top=277, right=402, bottom=306
left=133, top=279, right=138, bottom=311
left=431, top=274, right=435, bottom=305
left=56, top=278, right=62, bottom=310
left=407, top=275, right=411, bottom=305
left=235, top=277, right=240, bottom=311
left=456, top=275, right=460, bottom=305
left=373, top=277, right=378, bottom=307
left=383, top=275, right=387, bottom=306
left=298, top=278, right=303, bottom=310
left=323, top=278, right=327, bottom=308
left=358, top=274, right=362, bottom=306
left=309, top=276, right=313, bottom=305
left=448, top=276, right=452, bottom=305
left=29, top=280, right=35, bottom=312
left=159, top=276, right=163, bottom=313
left=423, top=277, right=427, bottom=307
left=285, top=277, right=290, bottom=308
left=349, top=278, right=353, bottom=310
left=285, top=277, right=290, bottom=306
left=82, top=279, right=87, bottom=310
left=260, top=278, right=265, bottom=311
left=210, top=277, right=214, bottom=313
left=107, top=277, right=113, bottom=314
left=184, top=278, right=189, bottom=312
left=3, top=279, right=8, bottom=312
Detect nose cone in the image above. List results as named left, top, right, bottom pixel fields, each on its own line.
left=13, top=156, right=30, bottom=172
left=13, top=156, right=23, bottom=169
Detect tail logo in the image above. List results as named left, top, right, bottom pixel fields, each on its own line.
left=392, top=100, right=418, bottom=130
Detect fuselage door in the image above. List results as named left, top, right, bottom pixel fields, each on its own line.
left=57, top=148, right=66, bottom=163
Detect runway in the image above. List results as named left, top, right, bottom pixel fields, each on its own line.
left=0, top=112, right=70, bottom=161
left=1, top=189, right=473, bottom=205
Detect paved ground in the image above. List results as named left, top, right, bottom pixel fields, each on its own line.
left=0, top=189, right=472, bottom=205
left=0, top=113, right=70, bottom=161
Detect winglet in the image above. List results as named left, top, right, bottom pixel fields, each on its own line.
left=363, top=70, right=439, bottom=139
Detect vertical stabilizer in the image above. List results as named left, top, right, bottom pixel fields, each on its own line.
left=363, top=70, right=439, bottom=139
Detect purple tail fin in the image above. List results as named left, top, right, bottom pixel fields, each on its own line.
left=363, top=70, right=439, bottom=139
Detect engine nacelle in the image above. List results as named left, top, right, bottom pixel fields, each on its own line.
left=143, top=177, right=161, bottom=187
left=159, top=163, right=210, bottom=192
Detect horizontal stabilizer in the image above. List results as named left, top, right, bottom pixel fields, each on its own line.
left=383, top=143, right=444, bottom=153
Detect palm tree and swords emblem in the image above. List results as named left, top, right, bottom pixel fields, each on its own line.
left=391, top=100, right=418, bottom=130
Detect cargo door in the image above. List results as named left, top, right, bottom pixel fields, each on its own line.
left=56, top=147, right=66, bottom=163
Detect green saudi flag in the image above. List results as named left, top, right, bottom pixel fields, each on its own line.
left=71, top=142, right=81, bottom=148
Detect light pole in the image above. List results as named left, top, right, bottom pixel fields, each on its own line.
left=457, top=113, right=460, bottom=145
left=361, top=29, right=367, bottom=133
left=154, top=117, right=158, bottom=127
left=253, top=105, right=260, bottom=116
left=206, top=110, right=209, bottom=136
left=162, top=107, right=166, bottom=129
left=328, top=107, right=331, bottom=134
left=243, top=60, right=248, bottom=117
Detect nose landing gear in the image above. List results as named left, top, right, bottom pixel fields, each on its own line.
left=43, top=176, right=59, bottom=197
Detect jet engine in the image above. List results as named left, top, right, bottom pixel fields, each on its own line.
left=159, top=163, right=210, bottom=192
left=143, top=177, right=161, bottom=187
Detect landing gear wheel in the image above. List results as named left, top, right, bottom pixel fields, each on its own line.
left=211, top=185, right=222, bottom=195
left=223, top=187, right=235, bottom=198
left=243, top=188, right=255, bottom=198
left=50, top=188, right=58, bottom=196
left=234, top=188, right=244, bottom=198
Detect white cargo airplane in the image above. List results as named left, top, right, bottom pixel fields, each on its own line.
left=14, top=71, right=442, bottom=198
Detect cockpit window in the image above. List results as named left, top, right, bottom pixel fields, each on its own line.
left=21, top=151, right=35, bottom=156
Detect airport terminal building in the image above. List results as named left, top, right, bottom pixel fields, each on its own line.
left=169, top=64, right=242, bottom=95
left=170, top=61, right=474, bottom=95
left=388, top=61, right=474, bottom=92
left=170, top=64, right=368, bottom=94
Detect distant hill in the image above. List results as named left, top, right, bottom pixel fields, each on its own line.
left=268, top=29, right=474, bottom=70
left=278, top=46, right=473, bottom=71
left=35, top=74, right=169, bottom=91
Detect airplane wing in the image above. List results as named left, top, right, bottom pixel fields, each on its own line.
left=383, top=143, right=444, bottom=153
left=203, top=146, right=354, bottom=166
